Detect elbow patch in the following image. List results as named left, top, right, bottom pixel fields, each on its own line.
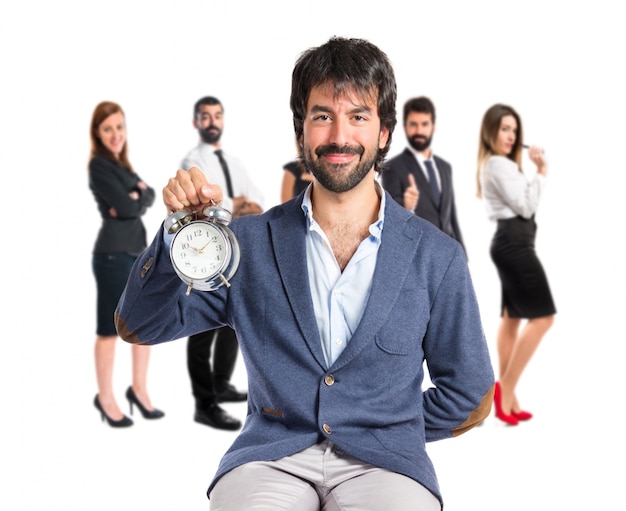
left=114, top=312, right=143, bottom=345
left=451, top=384, right=495, bottom=437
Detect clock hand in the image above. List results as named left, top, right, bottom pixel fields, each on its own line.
left=198, top=240, right=212, bottom=253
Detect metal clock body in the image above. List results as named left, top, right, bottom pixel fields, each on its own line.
left=165, top=205, right=240, bottom=295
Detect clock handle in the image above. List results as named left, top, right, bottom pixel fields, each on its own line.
left=165, top=209, right=194, bottom=234
left=203, top=205, right=233, bottom=226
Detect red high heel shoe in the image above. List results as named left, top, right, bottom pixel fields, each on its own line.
left=493, top=382, right=518, bottom=426
left=511, top=409, right=533, bottom=421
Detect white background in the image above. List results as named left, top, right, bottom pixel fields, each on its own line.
left=2, top=1, right=625, bottom=509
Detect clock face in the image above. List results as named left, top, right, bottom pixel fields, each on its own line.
left=170, top=222, right=230, bottom=280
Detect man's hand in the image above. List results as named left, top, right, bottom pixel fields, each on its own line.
left=163, top=166, right=224, bottom=214
left=403, top=173, right=419, bottom=211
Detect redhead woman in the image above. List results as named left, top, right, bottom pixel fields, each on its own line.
left=88, top=101, right=163, bottom=427
left=476, top=104, right=556, bottom=426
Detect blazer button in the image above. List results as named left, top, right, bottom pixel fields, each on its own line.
left=322, top=424, right=332, bottom=435
left=324, top=374, right=335, bottom=386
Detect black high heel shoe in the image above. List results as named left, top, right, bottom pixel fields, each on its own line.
left=94, top=395, right=133, bottom=428
left=126, top=386, right=165, bottom=419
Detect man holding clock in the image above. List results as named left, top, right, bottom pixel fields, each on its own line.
left=117, top=37, right=493, bottom=510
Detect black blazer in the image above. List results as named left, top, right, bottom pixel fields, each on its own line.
left=382, top=148, right=466, bottom=256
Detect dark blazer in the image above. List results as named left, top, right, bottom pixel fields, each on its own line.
left=115, top=192, right=493, bottom=506
left=383, top=148, right=466, bottom=256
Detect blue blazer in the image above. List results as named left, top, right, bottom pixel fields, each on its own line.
left=383, top=148, right=466, bottom=256
left=116, top=191, right=494, bottom=506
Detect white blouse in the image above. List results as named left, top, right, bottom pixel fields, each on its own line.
left=480, top=155, right=546, bottom=221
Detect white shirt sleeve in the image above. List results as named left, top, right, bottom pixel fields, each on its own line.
left=180, top=143, right=264, bottom=213
left=224, top=153, right=265, bottom=210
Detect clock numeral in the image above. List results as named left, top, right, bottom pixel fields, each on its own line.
left=186, top=229, right=204, bottom=241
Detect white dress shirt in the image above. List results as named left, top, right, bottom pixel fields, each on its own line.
left=301, top=186, right=385, bottom=368
left=480, top=155, right=546, bottom=221
left=407, top=146, right=441, bottom=190
left=181, top=141, right=264, bottom=213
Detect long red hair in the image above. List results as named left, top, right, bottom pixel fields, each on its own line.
left=88, top=101, right=134, bottom=172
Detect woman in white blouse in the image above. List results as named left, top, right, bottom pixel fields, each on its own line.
left=476, top=104, right=556, bottom=426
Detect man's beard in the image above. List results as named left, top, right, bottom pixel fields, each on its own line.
left=408, top=134, right=432, bottom=152
left=198, top=125, right=222, bottom=144
left=303, top=143, right=376, bottom=193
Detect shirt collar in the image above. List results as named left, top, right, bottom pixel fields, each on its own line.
left=301, top=182, right=385, bottom=239
left=407, top=145, right=434, bottom=165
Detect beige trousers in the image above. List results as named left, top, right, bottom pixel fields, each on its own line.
left=209, top=440, right=441, bottom=511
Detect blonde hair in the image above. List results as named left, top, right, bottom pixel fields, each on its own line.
left=476, top=103, right=523, bottom=198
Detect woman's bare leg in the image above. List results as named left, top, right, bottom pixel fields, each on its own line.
left=95, top=335, right=124, bottom=420
left=131, top=344, right=156, bottom=410
left=499, top=311, right=554, bottom=413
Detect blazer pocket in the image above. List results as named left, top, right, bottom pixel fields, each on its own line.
left=375, top=288, right=430, bottom=356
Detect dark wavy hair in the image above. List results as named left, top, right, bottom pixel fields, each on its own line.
left=403, top=96, right=436, bottom=124
left=290, top=36, right=397, bottom=173
left=89, top=101, right=133, bottom=172
left=193, top=96, right=222, bottom=118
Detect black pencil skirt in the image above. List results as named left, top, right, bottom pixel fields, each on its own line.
left=490, top=216, right=556, bottom=319
left=92, top=252, right=137, bottom=336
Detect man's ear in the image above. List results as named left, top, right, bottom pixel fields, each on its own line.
left=379, top=126, right=390, bottom=149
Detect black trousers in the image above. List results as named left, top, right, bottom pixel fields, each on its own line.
left=187, top=326, right=239, bottom=409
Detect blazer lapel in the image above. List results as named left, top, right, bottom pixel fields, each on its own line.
left=403, top=148, right=437, bottom=207
left=331, top=194, right=423, bottom=370
left=268, top=201, right=327, bottom=368
left=433, top=155, right=449, bottom=207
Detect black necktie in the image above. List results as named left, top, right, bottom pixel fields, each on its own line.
left=424, top=160, right=440, bottom=208
left=214, top=149, right=234, bottom=198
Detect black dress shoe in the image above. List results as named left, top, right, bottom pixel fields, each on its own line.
left=216, top=382, right=248, bottom=403
left=194, top=405, right=241, bottom=431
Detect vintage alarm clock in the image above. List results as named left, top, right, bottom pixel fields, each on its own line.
left=164, top=202, right=240, bottom=295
